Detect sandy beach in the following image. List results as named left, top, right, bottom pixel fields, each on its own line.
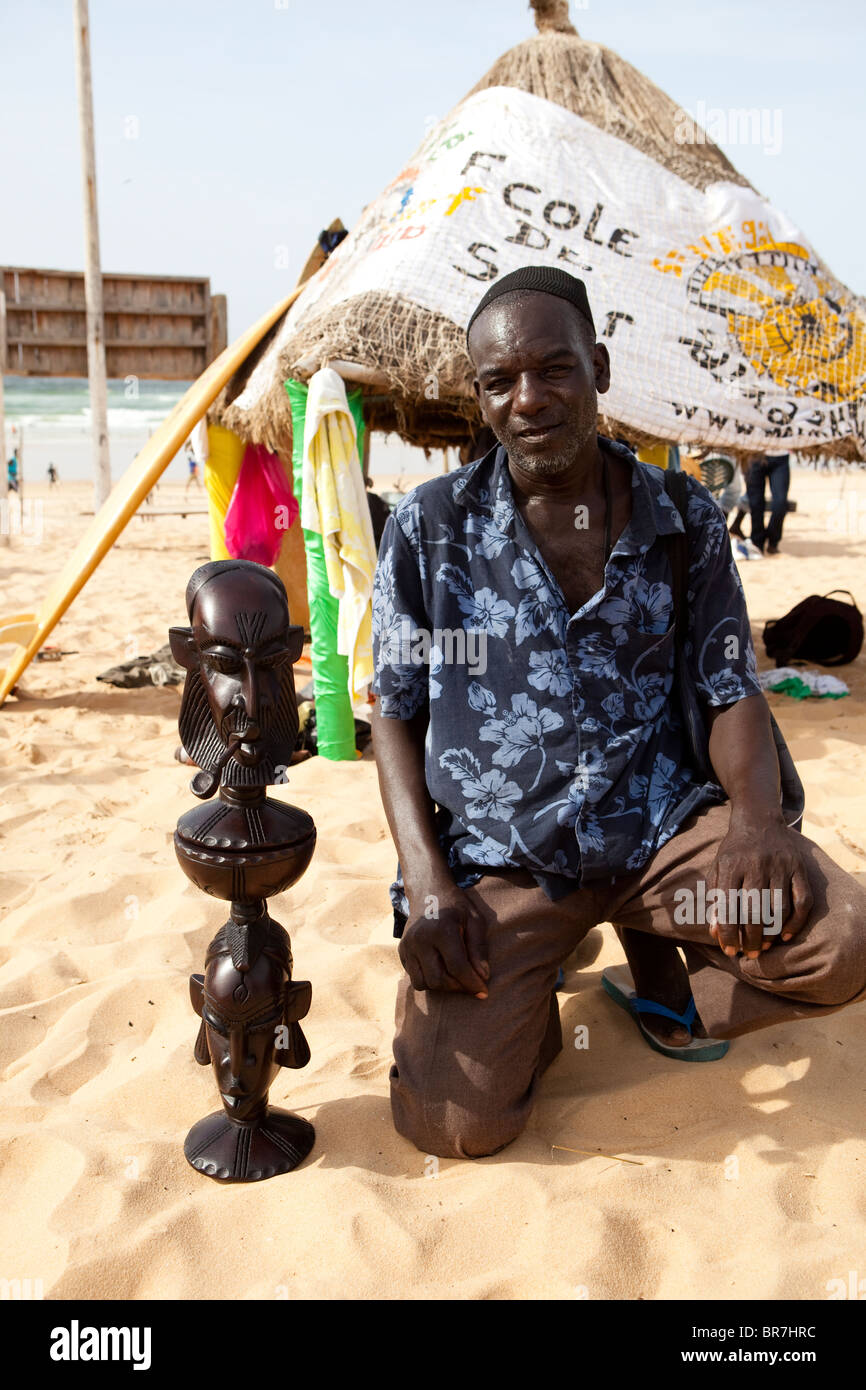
left=2, top=468, right=865, bottom=1301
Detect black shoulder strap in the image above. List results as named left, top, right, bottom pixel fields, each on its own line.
left=662, top=469, right=690, bottom=655
left=661, top=468, right=711, bottom=778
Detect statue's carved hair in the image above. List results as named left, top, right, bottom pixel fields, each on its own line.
left=205, top=915, right=292, bottom=976
left=185, top=559, right=287, bottom=622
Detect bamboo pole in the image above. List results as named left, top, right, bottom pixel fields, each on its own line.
left=73, top=0, right=111, bottom=511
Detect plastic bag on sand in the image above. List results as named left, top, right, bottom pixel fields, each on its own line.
left=224, top=444, right=298, bottom=566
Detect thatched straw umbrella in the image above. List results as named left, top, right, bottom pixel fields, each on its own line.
left=217, top=0, right=865, bottom=464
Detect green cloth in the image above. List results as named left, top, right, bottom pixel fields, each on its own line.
left=768, top=677, right=847, bottom=701
left=286, top=378, right=366, bottom=761
left=771, top=678, right=814, bottom=701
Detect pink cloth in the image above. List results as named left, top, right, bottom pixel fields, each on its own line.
left=224, top=445, right=299, bottom=567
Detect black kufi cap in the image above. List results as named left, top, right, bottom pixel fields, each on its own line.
left=466, top=265, right=595, bottom=342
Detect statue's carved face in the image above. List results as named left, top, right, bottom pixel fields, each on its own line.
left=199, top=950, right=284, bottom=1122
left=170, top=566, right=303, bottom=787
left=191, top=572, right=291, bottom=770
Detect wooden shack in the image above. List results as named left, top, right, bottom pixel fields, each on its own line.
left=1, top=266, right=227, bottom=379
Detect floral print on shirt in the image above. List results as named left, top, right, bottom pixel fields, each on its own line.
left=372, top=439, right=762, bottom=925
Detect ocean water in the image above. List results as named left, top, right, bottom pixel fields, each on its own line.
left=1, top=376, right=448, bottom=486
left=2, top=377, right=191, bottom=484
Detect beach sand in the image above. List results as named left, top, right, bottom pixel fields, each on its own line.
left=1, top=469, right=865, bottom=1301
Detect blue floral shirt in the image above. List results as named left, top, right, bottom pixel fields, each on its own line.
left=372, top=438, right=762, bottom=927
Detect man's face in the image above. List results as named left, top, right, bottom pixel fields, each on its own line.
left=202, top=952, right=284, bottom=1121
left=191, top=572, right=291, bottom=769
left=469, top=293, right=610, bottom=476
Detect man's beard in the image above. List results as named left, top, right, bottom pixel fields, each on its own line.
left=496, top=408, right=597, bottom=477
left=178, top=671, right=299, bottom=786
left=503, top=440, right=579, bottom=476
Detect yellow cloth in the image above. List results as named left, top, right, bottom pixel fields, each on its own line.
left=680, top=453, right=703, bottom=481
left=636, top=443, right=670, bottom=470
left=301, top=368, right=377, bottom=700
left=203, top=424, right=245, bottom=560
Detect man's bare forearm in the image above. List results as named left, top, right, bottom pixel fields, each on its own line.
left=706, top=693, right=783, bottom=826
left=371, top=702, right=490, bottom=994
left=370, top=701, right=452, bottom=898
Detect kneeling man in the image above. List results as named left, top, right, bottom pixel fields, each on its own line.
left=370, top=266, right=866, bottom=1159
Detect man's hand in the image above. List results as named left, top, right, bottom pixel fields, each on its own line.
left=371, top=704, right=491, bottom=998
left=704, top=696, right=813, bottom=958
left=707, top=813, right=813, bottom=959
left=400, top=882, right=490, bottom=998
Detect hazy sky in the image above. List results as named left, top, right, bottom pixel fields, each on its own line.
left=2, top=0, right=864, bottom=340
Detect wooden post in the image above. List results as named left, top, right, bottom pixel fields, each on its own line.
left=209, top=294, right=228, bottom=364
left=73, top=0, right=111, bottom=510
left=0, top=290, right=8, bottom=546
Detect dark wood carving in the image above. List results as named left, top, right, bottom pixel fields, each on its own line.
left=169, top=560, right=316, bottom=1181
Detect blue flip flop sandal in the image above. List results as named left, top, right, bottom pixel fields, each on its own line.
left=602, top=964, right=730, bottom=1062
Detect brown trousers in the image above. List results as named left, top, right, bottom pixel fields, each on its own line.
left=390, top=805, right=866, bottom=1159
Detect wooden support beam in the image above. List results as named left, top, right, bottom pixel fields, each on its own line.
left=209, top=295, right=228, bottom=363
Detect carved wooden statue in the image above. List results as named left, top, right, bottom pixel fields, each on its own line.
left=169, top=560, right=316, bottom=1181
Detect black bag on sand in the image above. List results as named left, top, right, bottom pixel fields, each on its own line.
left=763, top=590, right=863, bottom=668
left=662, top=470, right=805, bottom=831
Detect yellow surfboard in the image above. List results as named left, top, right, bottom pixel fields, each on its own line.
left=0, top=225, right=340, bottom=707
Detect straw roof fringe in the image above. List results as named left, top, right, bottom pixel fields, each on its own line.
left=221, top=290, right=476, bottom=455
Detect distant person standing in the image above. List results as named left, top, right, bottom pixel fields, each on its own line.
left=716, top=460, right=744, bottom=523
left=721, top=462, right=751, bottom=543
left=47, top=462, right=59, bottom=487
left=184, top=450, right=202, bottom=495
left=365, top=475, right=391, bottom=552
left=729, top=472, right=762, bottom=561
left=7, top=455, right=19, bottom=493
left=746, top=453, right=790, bottom=555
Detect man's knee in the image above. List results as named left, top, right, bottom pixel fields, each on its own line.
left=749, top=894, right=866, bottom=1009
left=390, top=1067, right=527, bottom=1159
left=802, top=897, right=866, bottom=1007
